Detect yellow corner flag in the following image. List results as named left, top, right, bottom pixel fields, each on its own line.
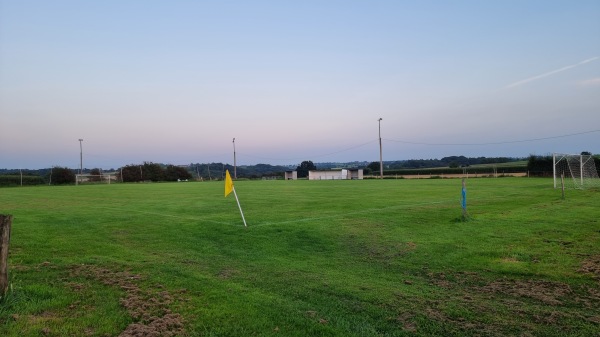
left=225, top=170, right=234, bottom=197
left=224, top=169, right=247, bottom=227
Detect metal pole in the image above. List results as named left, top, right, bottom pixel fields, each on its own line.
left=553, top=153, right=556, bottom=188
left=378, top=118, right=383, bottom=179
left=232, top=187, right=247, bottom=227
left=580, top=154, right=584, bottom=187
left=561, top=173, right=565, bottom=199
left=461, top=178, right=467, bottom=218
left=79, top=139, right=84, bottom=174
left=233, top=138, right=237, bottom=179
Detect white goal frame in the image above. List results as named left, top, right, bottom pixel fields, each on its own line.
left=75, top=174, right=115, bottom=185
left=553, top=153, right=600, bottom=189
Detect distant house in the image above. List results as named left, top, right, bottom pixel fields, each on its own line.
left=308, top=169, right=363, bottom=180
left=285, top=170, right=298, bottom=180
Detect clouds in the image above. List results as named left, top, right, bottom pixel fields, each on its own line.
left=504, top=57, right=599, bottom=89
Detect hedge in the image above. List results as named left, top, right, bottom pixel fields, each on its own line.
left=0, top=175, right=45, bottom=187
left=383, top=165, right=527, bottom=176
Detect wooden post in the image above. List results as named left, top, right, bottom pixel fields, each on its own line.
left=0, top=214, right=13, bottom=295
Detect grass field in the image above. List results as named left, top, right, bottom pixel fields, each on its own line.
left=0, top=178, right=599, bottom=336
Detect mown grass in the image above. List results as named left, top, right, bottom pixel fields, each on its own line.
left=0, top=178, right=599, bottom=336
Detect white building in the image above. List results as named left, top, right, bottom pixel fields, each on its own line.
left=284, top=170, right=298, bottom=180
left=308, top=169, right=363, bottom=180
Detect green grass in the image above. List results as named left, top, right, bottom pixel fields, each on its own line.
left=0, top=178, right=599, bottom=336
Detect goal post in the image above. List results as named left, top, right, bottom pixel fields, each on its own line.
left=75, top=174, right=115, bottom=185
left=553, top=153, right=600, bottom=189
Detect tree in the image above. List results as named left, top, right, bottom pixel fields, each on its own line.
left=50, top=167, right=76, bottom=185
left=367, top=161, right=380, bottom=172
left=89, top=168, right=102, bottom=182
left=142, top=162, right=165, bottom=182
left=296, top=160, right=316, bottom=178
left=165, top=165, right=192, bottom=181
left=527, top=155, right=553, bottom=176
left=120, top=164, right=143, bottom=182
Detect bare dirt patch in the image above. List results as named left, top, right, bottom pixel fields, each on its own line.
left=479, top=279, right=572, bottom=306
left=579, top=255, right=600, bottom=280
left=217, top=268, right=238, bottom=280
left=420, top=271, right=600, bottom=334
left=357, top=240, right=417, bottom=264
left=393, top=312, right=417, bottom=332
left=69, top=264, right=185, bottom=337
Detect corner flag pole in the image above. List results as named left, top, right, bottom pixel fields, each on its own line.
left=461, top=178, right=468, bottom=219
left=225, top=169, right=247, bottom=227
left=232, top=187, right=247, bottom=227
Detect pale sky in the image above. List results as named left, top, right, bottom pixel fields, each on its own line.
left=1, top=1, right=599, bottom=169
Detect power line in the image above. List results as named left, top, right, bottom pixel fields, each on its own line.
left=237, top=140, right=378, bottom=162
left=383, top=129, right=600, bottom=146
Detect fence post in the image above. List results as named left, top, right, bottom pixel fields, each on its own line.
left=0, top=214, right=12, bottom=295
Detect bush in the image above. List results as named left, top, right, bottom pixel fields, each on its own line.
left=50, top=167, right=76, bottom=185
left=527, top=155, right=553, bottom=176
left=141, top=162, right=165, bottom=182
left=120, top=164, right=143, bottom=182
left=165, top=165, right=193, bottom=181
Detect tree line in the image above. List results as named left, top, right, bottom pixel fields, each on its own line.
left=2, top=154, right=597, bottom=186
left=526, top=152, right=600, bottom=176
left=0, top=162, right=289, bottom=186
left=0, top=163, right=193, bottom=186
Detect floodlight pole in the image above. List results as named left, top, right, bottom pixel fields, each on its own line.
left=233, top=138, right=237, bottom=179
left=378, top=118, right=383, bottom=179
left=78, top=139, right=84, bottom=174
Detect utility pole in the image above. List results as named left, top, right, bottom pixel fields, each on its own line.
left=233, top=138, right=237, bottom=179
left=78, top=139, right=84, bottom=174
left=378, top=118, right=383, bottom=179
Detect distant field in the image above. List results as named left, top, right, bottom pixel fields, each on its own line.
left=0, top=178, right=599, bottom=336
left=469, top=160, right=528, bottom=168
left=378, top=161, right=529, bottom=178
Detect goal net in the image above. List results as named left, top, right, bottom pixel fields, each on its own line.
left=75, top=174, right=115, bottom=185
left=553, top=153, right=600, bottom=189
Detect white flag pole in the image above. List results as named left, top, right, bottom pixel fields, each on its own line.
left=232, top=187, right=247, bottom=227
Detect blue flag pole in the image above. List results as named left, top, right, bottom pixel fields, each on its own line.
left=461, top=178, right=467, bottom=218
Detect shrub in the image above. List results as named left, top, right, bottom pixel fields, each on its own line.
left=165, top=165, right=193, bottom=181
left=50, top=167, right=76, bottom=185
